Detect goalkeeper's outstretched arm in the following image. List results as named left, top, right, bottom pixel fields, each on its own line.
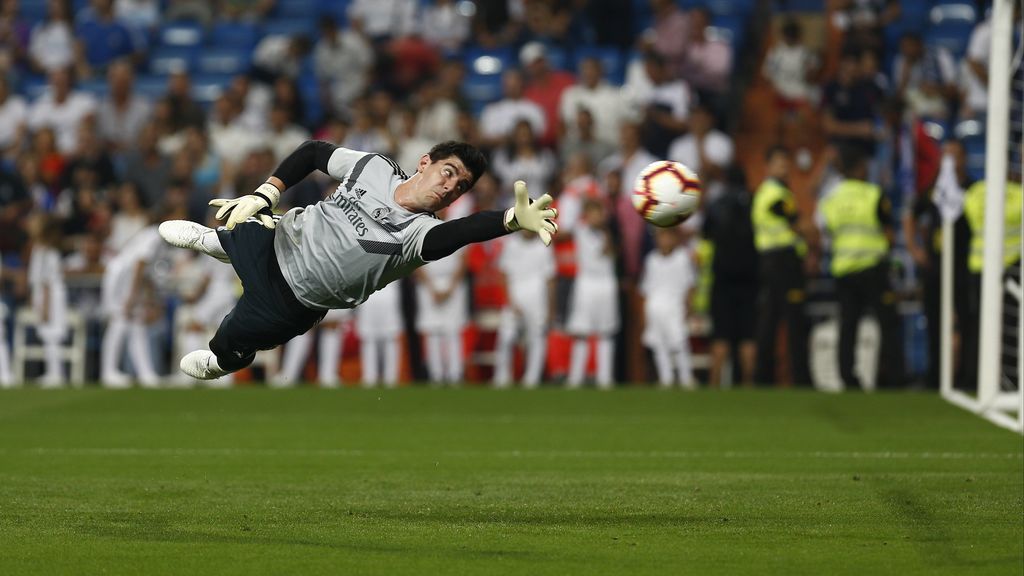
left=422, top=181, right=558, bottom=261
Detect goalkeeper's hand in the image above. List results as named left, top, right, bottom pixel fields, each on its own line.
left=209, top=182, right=281, bottom=230
left=503, top=180, right=558, bottom=246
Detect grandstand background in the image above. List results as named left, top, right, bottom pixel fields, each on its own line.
left=0, top=0, right=1015, bottom=389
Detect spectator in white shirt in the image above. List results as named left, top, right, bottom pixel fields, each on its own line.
left=347, top=0, right=417, bottom=41
left=314, top=15, right=374, bottom=113
left=667, top=103, right=734, bottom=203
left=28, top=0, right=78, bottom=74
left=0, top=77, right=28, bottom=160
left=420, top=0, right=470, bottom=51
left=266, top=103, right=310, bottom=163
left=559, top=57, right=624, bottom=146
left=27, top=67, right=97, bottom=154
left=491, top=120, right=558, bottom=204
left=479, top=69, right=546, bottom=148
left=96, top=59, right=151, bottom=152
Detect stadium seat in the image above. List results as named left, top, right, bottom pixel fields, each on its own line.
left=19, top=0, right=48, bottom=24
left=18, top=74, right=48, bottom=100
left=930, top=2, right=977, bottom=25
left=298, top=72, right=323, bottom=127
left=773, top=0, right=825, bottom=13
left=572, top=45, right=626, bottom=84
left=158, top=22, right=205, bottom=47
left=544, top=45, right=570, bottom=72
left=925, top=25, right=973, bottom=59
left=316, top=0, right=350, bottom=25
left=710, top=14, right=747, bottom=52
left=209, top=22, right=261, bottom=50
left=462, top=73, right=503, bottom=115
left=78, top=78, right=109, bottom=99
left=275, top=0, right=318, bottom=18
left=260, top=18, right=318, bottom=40
left=190, top=73, right=234, bottom=107
left=462, top=46, right=515, bottom=76
left=705, top=0, right=755, bottom=17
left=134, top=74, right=169, bottom=100
left=148, top=46, right=199, bottom=75
left=197, top=47, right=252, bottom=75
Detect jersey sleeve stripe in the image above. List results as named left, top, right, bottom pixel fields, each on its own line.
left=344, top=154, right=376, bottom=192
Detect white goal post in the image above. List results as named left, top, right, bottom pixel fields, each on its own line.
left=940, top=0, right=1022, bottom=434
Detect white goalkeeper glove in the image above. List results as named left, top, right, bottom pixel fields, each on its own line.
left=209, top=182, right=281, bottom=230
left=503, top=180, right=559, bottom=246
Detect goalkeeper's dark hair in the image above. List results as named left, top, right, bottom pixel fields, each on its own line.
left=429, top=141, right=489, bottom=189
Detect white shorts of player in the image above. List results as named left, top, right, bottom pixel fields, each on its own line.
left=566, top=276, right=619, bottom=337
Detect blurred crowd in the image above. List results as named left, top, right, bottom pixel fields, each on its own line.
left=0, top=0, right=1018, bottom=389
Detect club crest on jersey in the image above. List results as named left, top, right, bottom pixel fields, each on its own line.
left=371, top=207, right=391, bottom=221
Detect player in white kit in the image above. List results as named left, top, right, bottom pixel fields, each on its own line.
left=27, top=215, right=68, bottom=387
left=493, top=232, right=555, bottom=388
left=640, top=227, right=697, bottom=389
left=275, top=308, right=352, bottom=387
left=355, top=281, right=403, bottom=387
left=0, top=263, right=13, bottom=387
left=100, top=223, right=164, bottom=388
left=158, top=140, right=558, bottom=380
left=175, top=253, right=239, bottom=388
left=566, top=198, right=619, bottom=389
left=414, top=246, right=468, bottom=385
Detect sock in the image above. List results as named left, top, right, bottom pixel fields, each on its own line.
left=567, top=338, right=589, bottom=388
left=653, top=345, right=674, bottom=387
left=102, top=317, right=128, bottom=381
left=362, top=338, right=379, bottom=386
left=425, top=333, right=443, bottom=383
left=318, top=327, right=342, bottom=386
left=383, top=337, right=399, bottom=387
left=445, top=332, right=463, bottom=383
left=596, top=337, right=614, bottom=389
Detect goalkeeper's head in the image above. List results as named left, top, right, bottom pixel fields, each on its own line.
left=403, top=141, right=489, bottom=213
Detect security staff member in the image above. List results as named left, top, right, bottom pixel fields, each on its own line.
left=819, top=146, right=903, bottom=389
left=751, top=146, right=813, bottom=386
left=961, top=171, right=1023, bottom=390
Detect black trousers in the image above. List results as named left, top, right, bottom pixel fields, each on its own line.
left=209, top=221, right=325, bottom=372
left=754, top=248, right=812, bottom=385
left=961, top=262, right=1021, bottom=391
left=835, top=263, right=904, bottom=389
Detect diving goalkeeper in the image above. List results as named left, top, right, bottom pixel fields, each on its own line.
left=160, top=140, right=558, bottom=380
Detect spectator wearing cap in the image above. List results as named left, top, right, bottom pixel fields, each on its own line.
left=521, top=41, right=575, bottom=148
left=559, top=57, right=625, bottom=147
left=479, top=69, right=546, bottom=149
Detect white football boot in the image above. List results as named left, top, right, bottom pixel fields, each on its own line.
left=158, top=221, right=230, bottom=263
left=180, top=350, right=230, bottom=380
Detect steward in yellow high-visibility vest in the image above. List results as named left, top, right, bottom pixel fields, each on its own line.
left=960, top=177, right=1023, bottom=390
left=818, top=145, right=904, bottom=389
left=750, top=146, right=812, bottom=386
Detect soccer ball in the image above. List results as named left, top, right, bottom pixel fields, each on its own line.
left=632, top=161, right=702, bottom=227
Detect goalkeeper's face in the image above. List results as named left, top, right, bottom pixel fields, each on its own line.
left=410, top=154, right=474, bottom=212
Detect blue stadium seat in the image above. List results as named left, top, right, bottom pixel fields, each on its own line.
left=275, top=0, right=318, bottom=18
left=298, top=72, right=323, bottom=127
left=462, top=73, right=503, bottom=115
left=572, top=45, right=626, bottom=84
left=190, top=73, right=233, bottom=107
left=925, top=25, right=973, bottom=59
left=157, top=22, right=205, bottom=47
left=197, top=47, right=252, bottom=75
left=19, top=74, right=48, bottom=100
left=148, top=46, right=199, bottom=75
left=463, top=47, right=515, bottom=76
left=773, top=0, right=825, bottom=13
left=900, top=0, right=931, bottom=22
left=19, top=0, right=48, bottom=24
left=78, top=78, right=109, bottom=99
left=544, top=45, right=570, bottom=72
left=711, top=14, right=747, bottom=52
left=133, top=74, right=169, bottom=100
left=930, top=2, right=977, bottom=25
left=705, top=0, right=755, bottom=17
left=316, top=0, right=350, bottom=25
left=260, top=18, right=317, bottom=40
left=209, top=22, right=261, bottom=49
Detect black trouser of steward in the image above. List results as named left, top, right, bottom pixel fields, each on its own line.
left=835, top=262, right=904, bottom=389
left=210, top=221, right=326, bottom=372
left=754, top=247, right=812, bottom=386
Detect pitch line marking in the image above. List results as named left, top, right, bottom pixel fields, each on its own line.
left=3, top=448, right=1021, bottom=460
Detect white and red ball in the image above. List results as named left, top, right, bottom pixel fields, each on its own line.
left=631, top=161, right=702, bottom=227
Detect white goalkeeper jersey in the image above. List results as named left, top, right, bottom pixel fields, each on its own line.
left=274, top=147, right=444, bottom=311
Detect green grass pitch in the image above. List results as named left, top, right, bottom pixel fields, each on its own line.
left=0, top=388, right=1020, bottom=575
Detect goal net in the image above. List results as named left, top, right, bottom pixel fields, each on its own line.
left=940, top=0, right=1023, bottom=433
